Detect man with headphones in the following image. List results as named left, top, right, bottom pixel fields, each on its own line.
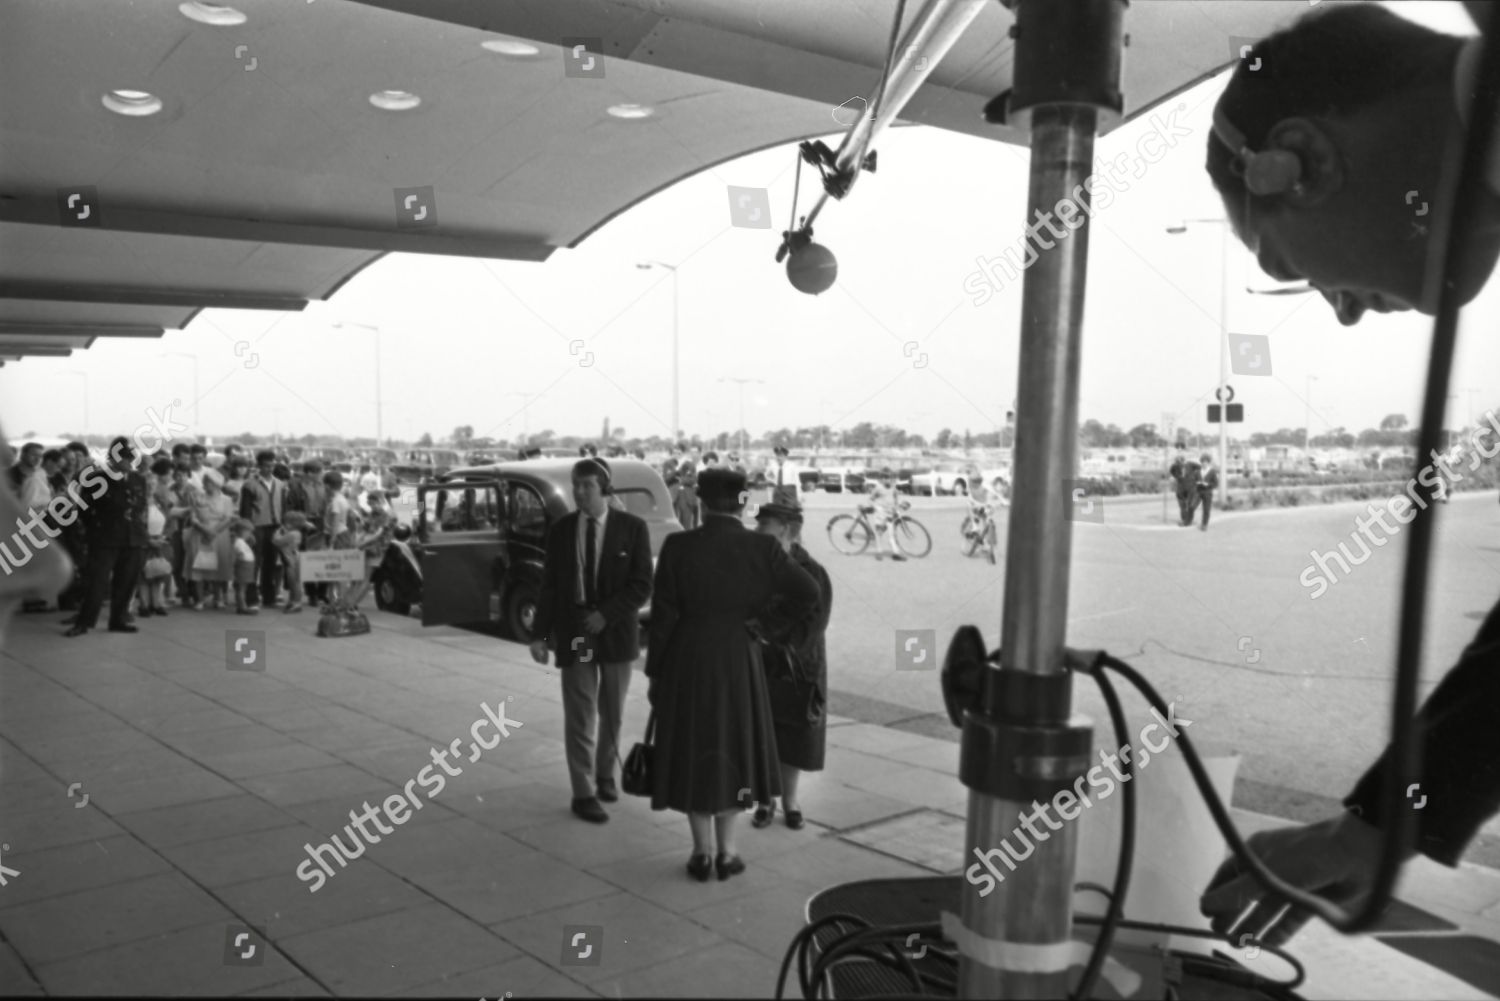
left=1198, top=1, right=1500, bottom=949
left=530, top=457, right=654, bottom=823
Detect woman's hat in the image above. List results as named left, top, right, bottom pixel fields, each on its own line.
left=754, top=501, right=803, bottom=525
left=696, top=467, right=747, bottom=505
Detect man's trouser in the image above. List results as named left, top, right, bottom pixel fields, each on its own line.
left=248, top=525, right=280, bottom=607
left=1176, top=490, right=1196, bottom=525
left=77, top=545, right=146, bottom=629
left=274, top=531, right=302, bottom=603
left=1199, top=489, right=1214, bottom=528
left=560, top=648, right=634, bottom=800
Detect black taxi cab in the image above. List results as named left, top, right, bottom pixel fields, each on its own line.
left=387, top=458, right=682, bottom=642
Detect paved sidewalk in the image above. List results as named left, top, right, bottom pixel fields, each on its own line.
left=1, top=607, right=1497, bottom=997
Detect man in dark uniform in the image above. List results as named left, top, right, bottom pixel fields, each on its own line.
left=646, top=468, right=820, bottom=881
left=1168, top=446, right=1201, bottom=527
left=67, top=437, right=149, bottom=637
left=530, top=458, right=654, bottom=824
left=750, top=501, right=832, bottom=832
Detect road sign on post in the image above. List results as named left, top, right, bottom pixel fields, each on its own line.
left=1227, top=403, right=1244, bottom=423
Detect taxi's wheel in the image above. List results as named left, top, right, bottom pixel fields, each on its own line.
left=506, top=584, right=539, bottom=642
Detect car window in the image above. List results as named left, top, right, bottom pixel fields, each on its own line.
left=610, top=487, right=660, bottom=519
left=510, top=484, right=547, bottom=543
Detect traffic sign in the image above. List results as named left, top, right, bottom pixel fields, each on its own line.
left=1215, top=385, right=1236, bottom=403
left=1208, top=403, right=1246, bottom=423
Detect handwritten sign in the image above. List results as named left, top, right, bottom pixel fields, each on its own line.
left=300, top=549, right=366, bottom=582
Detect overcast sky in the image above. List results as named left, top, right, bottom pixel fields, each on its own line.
left=2, top=1, right=1493, bottom=448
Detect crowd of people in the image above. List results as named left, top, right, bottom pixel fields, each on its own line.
left=529, top=459, right=833, bottom=881
left=5, top=437, right=397, bottom=636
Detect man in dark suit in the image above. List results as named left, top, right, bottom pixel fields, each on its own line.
left=530, top=458, right=654, bottom=823
left=239, top=449, right=287, bottom=610
left=1195, top=454, right=1221, bottom=532
left=1168, top=446, right=1201, bottom=527
left=68, top=437, right=149, bottom=637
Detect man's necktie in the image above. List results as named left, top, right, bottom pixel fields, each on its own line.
left=584, top=516, right=598, bottom=606
left=777, top=466, right=784, bottom=486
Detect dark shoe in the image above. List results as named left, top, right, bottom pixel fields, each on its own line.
left=64, top=625, right=89, bottom=638
left=752, top=803, right=776, bottom=829
left=596, top=780, right=618, bottom=803
left=715, top=853, right=745, bottom=880
left=891, top=554, right=907, bottom=562
left=108, top=624, right=139, bottom=634
left=784, top=808, right=805, bottom=830
left=237, top=607, right=260, bottom=616
left=571, top=797, right=609, bottom=824
left=687, top=853, right=713, bottom=882
left=155, top=607, right=168, bottom=617
left=60, top=615, right=78, bottom=626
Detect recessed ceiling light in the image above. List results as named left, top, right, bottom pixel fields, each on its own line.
left=607, top=103, right=654, bottom=119
left=481, top=39, right=541, bottom=57
left=102, top=90, right=164, bottom=116
left=178, top=2, right=247, bottom=26
left=369, top=90, right=422, bottom=111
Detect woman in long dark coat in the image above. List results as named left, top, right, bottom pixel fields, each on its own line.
left=750, top=502, right=832, bottom=831
left=646, top=468, right=820, bottom=882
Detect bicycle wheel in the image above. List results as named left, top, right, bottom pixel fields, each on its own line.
left=827, top=514, right=873, bottom=555
left=983, top=521, right=998, bottom=564
left=959, top=513, right=975, bottom=540
left=893, top=516, right=932, bottom=558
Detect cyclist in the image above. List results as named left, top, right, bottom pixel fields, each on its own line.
left=862, top=477, right=906, bottom=561
left=963, top=468, right=1000, bottom=564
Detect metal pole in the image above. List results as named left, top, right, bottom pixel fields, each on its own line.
left=1219, top=223, right=1230, bottom=504
left=672, top=267, right=681, bottom=442
left=956, top=2, right=1124, bottom=996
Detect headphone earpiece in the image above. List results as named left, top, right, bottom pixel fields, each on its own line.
left=1213, top=105, right=1306, bottom=197
left=1243, top=149, right=1304, bottom=197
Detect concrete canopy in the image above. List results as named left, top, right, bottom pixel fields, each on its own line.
left=0, top=0, right=1310, bottom=362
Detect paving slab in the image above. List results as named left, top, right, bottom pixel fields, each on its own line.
left=0, top=871, right=233, bottom=964
left=112, top=793, right=299, bottom=850
left=28, top=920, right=303, bottom=996
left=0, top=833, right=173, bottom=910
left=276, top=903, right=519, bottom=996
left=491, top=889, right=723, bottom=984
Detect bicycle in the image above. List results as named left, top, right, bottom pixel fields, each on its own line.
left=827, top=499, right=932, bottom=558
left=959, top=501, right=999, bottom=564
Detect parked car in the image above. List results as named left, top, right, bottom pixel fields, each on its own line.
left=378, top=458, right=682, bottom=643
left=909, top=461, right=972, bottom=495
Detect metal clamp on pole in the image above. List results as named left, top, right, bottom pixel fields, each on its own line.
left=953, top=1, right=1127, bottom=998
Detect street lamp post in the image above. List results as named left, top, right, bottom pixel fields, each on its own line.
left=718, top=377, right=764, bottom=456
left=332, top=322, right=383, bottom=445
left=637, top=261, right=681, bottom=442
left=1166, top=219, right=1232, bottom=505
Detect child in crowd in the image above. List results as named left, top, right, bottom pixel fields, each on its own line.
left=273, top=510, right=310, bottom=614
left=231, top=519, right=259, bottom=615
left=137, top=499, right=173, bottom=617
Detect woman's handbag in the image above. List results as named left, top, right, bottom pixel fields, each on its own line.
left=620, top=711, right=656, bottom=797
left=191, top=547, right=218, bottom=573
